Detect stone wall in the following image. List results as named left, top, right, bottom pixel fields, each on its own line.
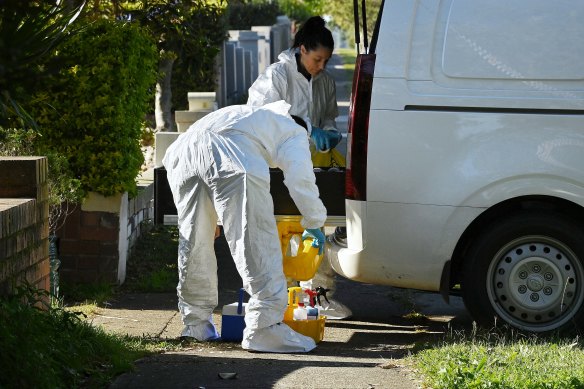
left=0, top=157, right=50, bottom=296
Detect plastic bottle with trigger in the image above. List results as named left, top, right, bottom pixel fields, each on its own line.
left=303, top=288, right=319, bottom=320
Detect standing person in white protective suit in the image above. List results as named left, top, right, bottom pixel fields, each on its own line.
left=247, top=16, right=352, bottom=320
left=162, top=101, right=327, bottom=353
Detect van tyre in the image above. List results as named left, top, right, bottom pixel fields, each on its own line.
left=462, top=211, right=584, bottom=333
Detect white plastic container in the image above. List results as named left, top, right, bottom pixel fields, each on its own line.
left=293, top=303, right=308, bottom=321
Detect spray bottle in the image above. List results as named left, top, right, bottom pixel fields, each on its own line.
left=303, top=288, right=319, bottom=320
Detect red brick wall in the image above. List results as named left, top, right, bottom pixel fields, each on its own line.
left=56, top=184, right=153, bottom=285
left=56, top=206, right=120, bottom=283
left=0, top=157, right=50, bottom=296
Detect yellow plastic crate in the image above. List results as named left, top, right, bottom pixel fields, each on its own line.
left=277, top=221, right=324, bottom=281
left=283, top=316, right=326, bottom=343
left=283, top=287, right=326, bottom=343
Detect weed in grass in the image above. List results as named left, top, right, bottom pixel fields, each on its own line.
left=135, top=267, right=177, bottom=292
left=403, top=311, right=429, bottom=323
left=411, top=323, right=584, bottom=389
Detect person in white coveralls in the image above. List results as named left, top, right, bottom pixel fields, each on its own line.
left=163, top=101, right=329, bottom=353
left=247, top=16, right=351, bottom=320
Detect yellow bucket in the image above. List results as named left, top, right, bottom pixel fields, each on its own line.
left=277, top=221, right=324, bottom=281
left=283, top=287, right=326, bottom=343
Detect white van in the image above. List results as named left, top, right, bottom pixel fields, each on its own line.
left=327, top=0, right=584, bottom=332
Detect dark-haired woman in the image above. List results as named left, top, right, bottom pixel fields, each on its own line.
left=247, top=16, right=352, bottom=320
left=247, top=16, right=342, bottom=158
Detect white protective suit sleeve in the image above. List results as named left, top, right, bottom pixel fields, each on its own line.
left=231, top=100, right=327, bottom=228
left=247, top=49, right=339, bottom=134
left=274, top=132, right=327, bottom=229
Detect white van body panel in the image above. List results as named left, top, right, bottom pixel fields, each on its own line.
left=330, top=200, right=484, bottom=290
left=331, top=0, right=584, bottom=292
left=367, top=110, right=584, bottom=207
left=374, top=0, right=584, bottom=111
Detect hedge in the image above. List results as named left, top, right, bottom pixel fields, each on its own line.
left=31, top=20, right=157, bottom=197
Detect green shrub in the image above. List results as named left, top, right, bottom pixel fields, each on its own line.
left=226, top=0, right=280, bottom=30
left=170, top=2, right=229, bottom=110
left=31, top=19, right=157, bottom=197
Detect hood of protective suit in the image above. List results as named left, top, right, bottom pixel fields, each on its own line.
left=247, top=49, right=338, bottom=132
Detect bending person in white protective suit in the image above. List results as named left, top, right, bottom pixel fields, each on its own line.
left=247, top=16, right=351, bottom=320
left=162, top=101, right=327, bottom=353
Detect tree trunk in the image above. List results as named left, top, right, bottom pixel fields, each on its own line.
left=155, top=55, right=176, bottom=132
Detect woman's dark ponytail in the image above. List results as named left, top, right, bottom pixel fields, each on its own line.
left=292, top=16, right=334, bottom=52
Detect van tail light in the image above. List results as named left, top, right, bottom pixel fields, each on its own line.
left=346, top=53, right=376, bottom=200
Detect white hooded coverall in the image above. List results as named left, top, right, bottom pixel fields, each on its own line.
left=247, top=48, right=339, bottom=135
left=247, top=49, right=351, bottom=320
left=162, top=101, right=327, bottom=345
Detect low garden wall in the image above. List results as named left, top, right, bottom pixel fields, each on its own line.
left=0, top=157, right=154, bottom=292
left=0, top=157, right=50, bottom=296
left=56, top=184, right=154, bottom=285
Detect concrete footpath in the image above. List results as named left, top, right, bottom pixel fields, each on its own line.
left=90, top=230, right=472, bottom=389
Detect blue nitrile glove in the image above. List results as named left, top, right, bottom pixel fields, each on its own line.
left=310, top=126, right=329, bottom=152
left=326, top=129, right=343, bottom=149
left=302, top=228, right=326, bottom=255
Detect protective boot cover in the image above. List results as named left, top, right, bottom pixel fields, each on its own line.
left=180, top=318, right=220, bottom=341
left=242, top=322, right=316, bottom=353
left=319, top=298, right=352, bottom=320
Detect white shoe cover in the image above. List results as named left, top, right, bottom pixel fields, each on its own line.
left=180, top=321, right=220, bottom=341
left=241, top=323, right=316, bottom=353
left=320, top=299, right=352, bottom=320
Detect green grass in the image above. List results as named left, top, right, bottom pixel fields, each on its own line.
left=122, top=224, right=179, bottom=292
left=0, top=285, right=152, bottom=388
left=60, top=279, right=117, bottom=306
left=411, top=326, right=584, bottom=388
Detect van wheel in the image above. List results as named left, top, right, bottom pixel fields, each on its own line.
left=461, top=211, right=584, bottom=333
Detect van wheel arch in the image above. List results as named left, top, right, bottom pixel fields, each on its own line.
left=450, top=196, right=584, bottom=287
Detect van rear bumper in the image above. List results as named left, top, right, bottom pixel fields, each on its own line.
left=326, top=234, right=366, bottom=281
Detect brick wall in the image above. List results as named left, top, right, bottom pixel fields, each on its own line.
left=56, top=205, right=120, bottom=284
left=57, top=183, right=154, bottom=285
left=0, top=157, right=50, bottom=296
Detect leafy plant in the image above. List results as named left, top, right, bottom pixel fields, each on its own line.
left=0, top=2, right=87, bottom=236
left=0, top=284, right=150, bottom=388
left=226, top=0, right=281, bottom=30
left=0, top=0, right=85, bottom=131
left=30, top=19, right=158, bottom=197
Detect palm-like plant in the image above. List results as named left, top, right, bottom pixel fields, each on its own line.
left=0, top=0, right=85, bottom=130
